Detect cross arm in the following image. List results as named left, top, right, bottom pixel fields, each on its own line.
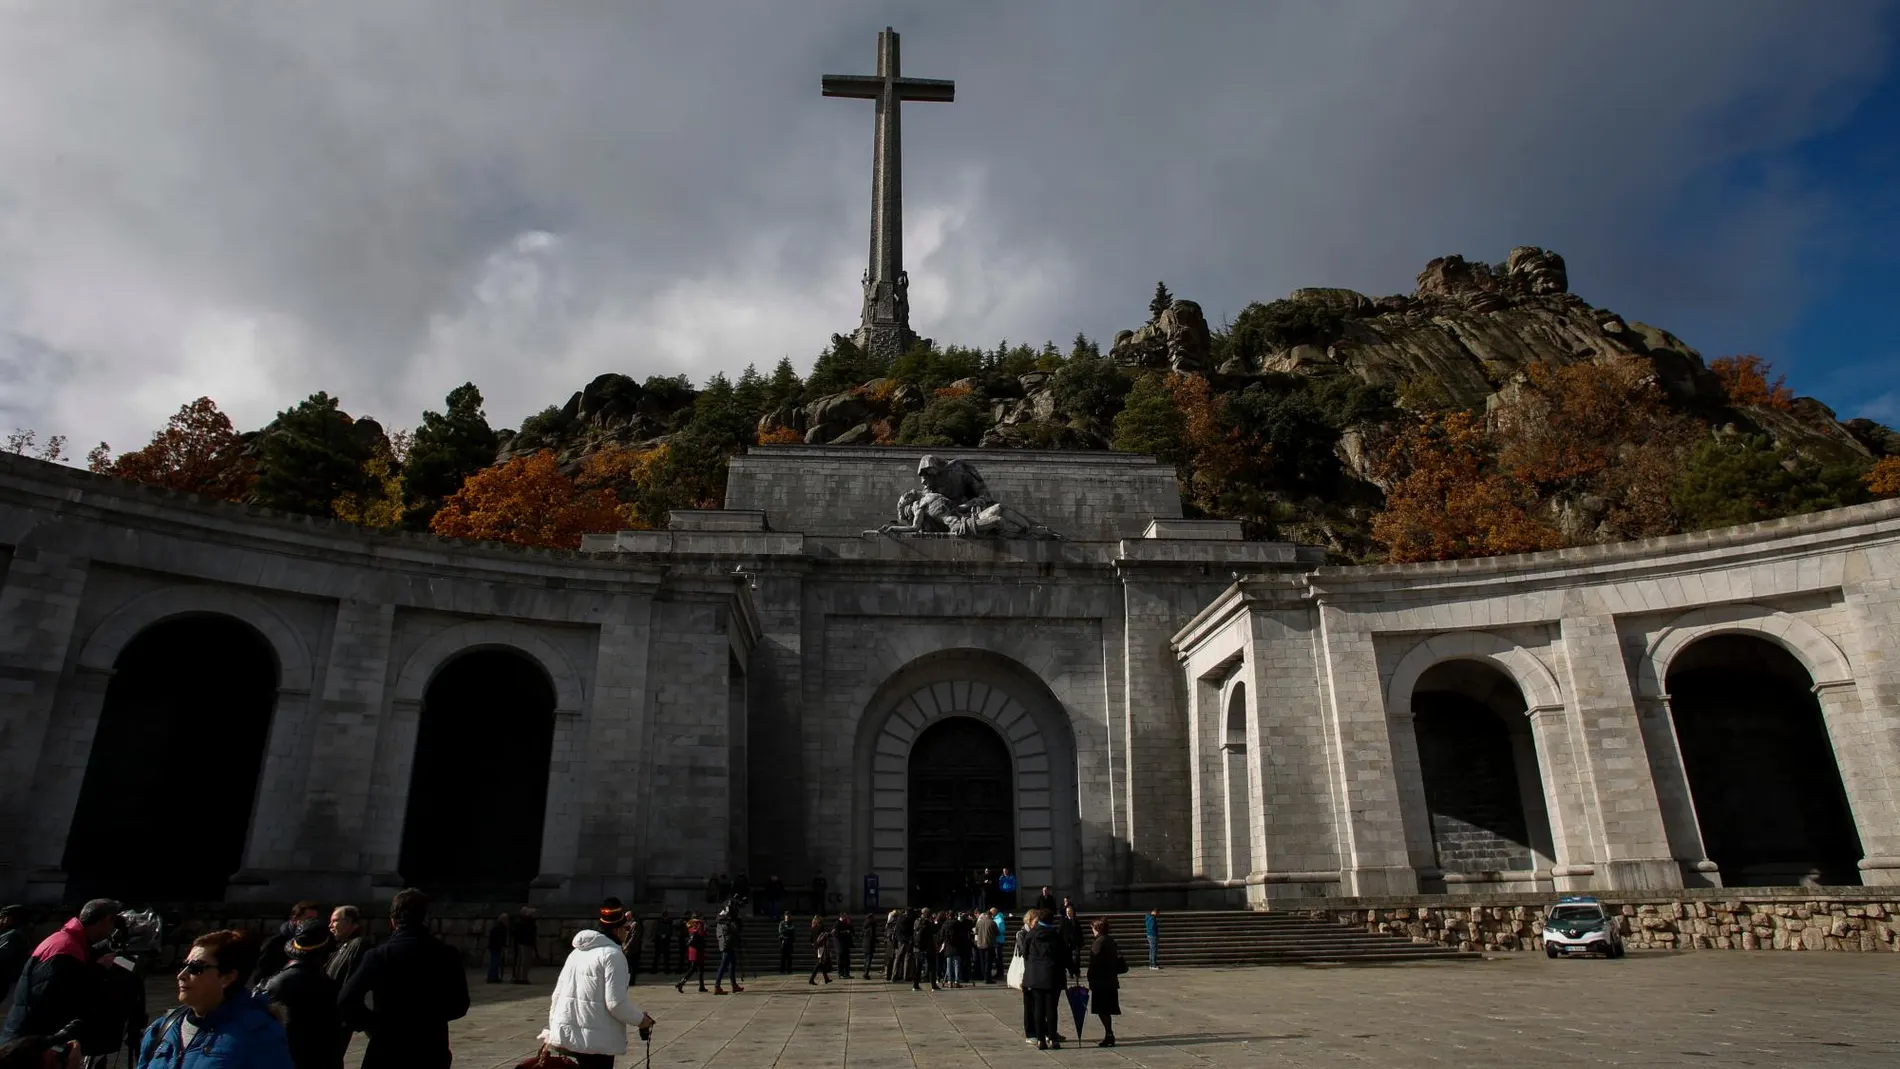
left=822, top=74, right=883, bottom=99
left=893, top=77, right=954, bottom=103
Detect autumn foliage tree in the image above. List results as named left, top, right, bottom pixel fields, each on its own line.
left=1371, top=410, right=1562, bottom=562
left=428, top=450, right=626, bottom=549
left=1710, top=354, right=1795, bottom=410
left=1868, top=455, right=1900, bottom=497
left=86, top=397, right=254, bottom=501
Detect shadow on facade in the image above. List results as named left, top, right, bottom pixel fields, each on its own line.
left=1667, top=635, right=1863, bottom=887
left=65, top=614, right=278, bottom=902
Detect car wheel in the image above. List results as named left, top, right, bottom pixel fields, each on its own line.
left=1545, top=944, right=1559, bottom=959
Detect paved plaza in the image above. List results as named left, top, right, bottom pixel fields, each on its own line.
left=320, top=952, right=1898, bottom=1068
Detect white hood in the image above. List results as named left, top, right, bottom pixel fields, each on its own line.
left=544, top=927, right=645, bottom=1056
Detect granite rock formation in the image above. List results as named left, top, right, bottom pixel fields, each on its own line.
left=1111, top=299, right=1211, bottom=373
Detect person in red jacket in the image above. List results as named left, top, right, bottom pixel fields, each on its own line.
left=0, top=899, right=120, bottom=1053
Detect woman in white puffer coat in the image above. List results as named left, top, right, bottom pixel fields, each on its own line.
left=541, top=902, right=655, bottom=1069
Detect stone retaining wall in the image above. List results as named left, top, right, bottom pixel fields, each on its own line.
left=1297, top=892, right=1900, bottom=953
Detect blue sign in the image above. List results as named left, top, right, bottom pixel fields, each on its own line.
left=862, top=873, right=879, bottom=910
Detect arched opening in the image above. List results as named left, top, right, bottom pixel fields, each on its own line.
left=65, top=615, right=279, bottom=901
left=907, top=716, right=1014, bottom=906
left=399, top=648, right=557, bottom=901
left=1411, top=660, right=1555, bottom=887
left=1666, top=634, right=1862, bottom=886
left=1221, top=684, right=1252, bottom=881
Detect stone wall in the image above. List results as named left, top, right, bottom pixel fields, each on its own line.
left=1298, top=891, right=1900, bottom=952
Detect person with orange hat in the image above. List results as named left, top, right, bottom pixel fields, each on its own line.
left=541, top=901, right=653, bottom=1069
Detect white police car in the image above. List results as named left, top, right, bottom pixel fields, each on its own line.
left=1542, top=896, right=1624, bottom=958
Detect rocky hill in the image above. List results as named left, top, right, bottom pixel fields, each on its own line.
left=492, top=247, right=1896, bottom=555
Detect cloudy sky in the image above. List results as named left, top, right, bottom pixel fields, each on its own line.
left=3, top=0, right=1898, bottom=454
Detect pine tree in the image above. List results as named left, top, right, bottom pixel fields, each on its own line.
left=402, top=382, right=500, bottom=530
left=252, top=392, right=377, bottom=517
left=767, top=356, right=804, bottom=409
left=735, top=364, right=768, bottom=419
left=1149, top=281, right=1174, bottom=321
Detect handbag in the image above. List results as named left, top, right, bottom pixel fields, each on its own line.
left=1116, top=953, right=1129, bottom=975
left=1005, top=954, right=1026, bottom=990
left=516, top=1043, right=579, bottom=1069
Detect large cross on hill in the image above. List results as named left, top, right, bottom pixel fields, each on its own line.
left=823, top=27, right=954, bottom=360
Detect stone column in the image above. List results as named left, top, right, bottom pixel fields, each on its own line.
left=1248, top=599, right=1350, bottom=901
left=1187, top=673, right=1224, bottom=879
left=360, top=696, right=425, bottom=888
left=1633, top=694, right=1717, bottom=886
left=226, top=685, right=316, bottom=897
left=1119, top=577, right=1207, bottom=884
left=0, top=546, right=90, bottom=901
left=551, top=593, right=654, bottom=902
left=16, top=665, right=111, bottom=903
left=1838, top=568, right=1900, bottom=885
left=1314, top=605, right=1418, bottom=896
left=1384, top=708, right=1438, bottom=878
left=636, top=594, right=741, bottom=899
left=1556, top=614, right=1681, bottom=890
left=1221, top=742, right=1251, bottom=881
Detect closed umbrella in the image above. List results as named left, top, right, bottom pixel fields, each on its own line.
left=1067, top=984, right=1090, bottom=1038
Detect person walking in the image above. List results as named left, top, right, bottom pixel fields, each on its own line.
left=909, top=911, right=937, bottom=992
left=510, top=908, right=539, bottom=985
left=335, top=889, right=469, bottom=1069
left=260, top=920, right=341, bottom=1069
left=710, top=910, right=743, bottom=995
left=1058, top=906, right=1082, bottom=977
left=805, top=918, right=832, bottom=986
left=1013, top=909, right=1039, bottom=1045
left=990, top=909, right=1008, bottom=983
left=614, top=910, right=641, bottom=988
left=253, top=903, right=320, bottom=992
left=651, top=911, right=673, bottom=975
left=973, top=909, right=996, bottom=986
left=831, top=914, right=853, bottom=980
left=323, top=907, right=368, bottom=1060
left=1, top=898, right=121, bottom=1049
left=888, top=911, right=912, bottom=985
left=861, top=913, right=879, bottom=979
left=672, top=916, right=706, bottom=994
left=485, top=915, right=509, bottom=985
left=542, top=902, right=654, bottom=1069
left=1085, top=919, right=1127, bottom=1047
left=134, top=930, right=292, bottom=1069
left=1145, top=909, right=1160, bottom=970
left=1023, top=911, right=1067, bottom=1051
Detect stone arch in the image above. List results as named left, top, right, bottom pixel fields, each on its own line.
left=1220, top=680, right=1252, bottom=881
left=1637, top=604, right=1854, bottom=699
left=393, top=619, right=586, bottom=714
left=1385, top=630, right=1563, bottom=717
left=853, top=648, right=1079, bottom=907
left=78, top=585, right=314, bottom=692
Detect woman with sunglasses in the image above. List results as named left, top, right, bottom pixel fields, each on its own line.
left=134, top=931, right=291, bottom=1068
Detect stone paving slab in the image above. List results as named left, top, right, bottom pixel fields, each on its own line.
left=282, top=952, right=1900, bottom=1067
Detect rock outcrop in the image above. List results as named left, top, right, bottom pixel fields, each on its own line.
left=1111, top=299, right=1211, bottom=373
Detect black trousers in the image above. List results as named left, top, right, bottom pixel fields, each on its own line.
left=653, top=941, right=670, bottom=973
left=677, top=956, right=705, bottom=989
left=836, top=942, right=852, bottom=977
left=1029, top=988, right=1061, bottom=1042
left=574, top=1055, right=613, bottom=1069
left=779, top=939, right=794, bottom=973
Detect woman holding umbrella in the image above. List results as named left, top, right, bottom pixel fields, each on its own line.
left=1084, top=918, right=1127, bottom=1047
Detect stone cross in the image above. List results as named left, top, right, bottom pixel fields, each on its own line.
left=823, top=27, right=954, bottom=360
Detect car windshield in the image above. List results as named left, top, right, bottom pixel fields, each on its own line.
left=1549, top=905, right=1604, bottom=923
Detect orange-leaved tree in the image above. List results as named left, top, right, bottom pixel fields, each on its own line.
left=1710, top=354, right=1795, bottom=410
left=87, top=397, right=254, bottom=501
left=1868, top=455, right=1900, bottom=497
left=1490, top=358, right=1698, bottom=542
left=428, top=450, right=627, bottom=549
left=1371, top=409, right=1562, bottom=563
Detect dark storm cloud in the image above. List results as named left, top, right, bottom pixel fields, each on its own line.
left=0, top=0, right=1892, bottom=449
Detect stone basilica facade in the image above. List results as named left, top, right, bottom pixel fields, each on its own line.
left=2, top=445, right=1897, bottom=910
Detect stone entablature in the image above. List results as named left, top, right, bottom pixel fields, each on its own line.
left=1173, top=497, right=1900, bottom=906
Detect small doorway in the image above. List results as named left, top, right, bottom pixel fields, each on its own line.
left=1411, top=660, right=1556, bottom=886
left=907, top=717, right=1014, bottom=907
left=398, top=648, right=557, bottom=901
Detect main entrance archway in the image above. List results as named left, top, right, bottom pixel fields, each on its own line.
left=1667, top=634, right=1862, bottom=886
left=399, top=648, right=557, bottom=900
left=65, top=615, right=279, bottom=901
left=908, top=718, right=1014, bottom=905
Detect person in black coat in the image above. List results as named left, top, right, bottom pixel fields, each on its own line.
left=1022, top=914, right=1068, bottom=1050
left=831, top=914, right=853, bottom=979
left=889, top=910, right=914, bottom=984
left=262, top=919, right=342, bottom=1069
left=0, top=898, right=119, bottom=1051
left=908, top=911, right=937, bottom=991
left=255, top=902, right=321, bottom=990
left=1085, top=919, right=1126, bottom=1048
left=335, top=889, right=469, bottom=1069
left=0, top=906, right=30, bottom=1006
left=1057, top=906, right=1082, bottom=975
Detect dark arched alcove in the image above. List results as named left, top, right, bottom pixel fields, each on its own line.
left=399, top=648, right=557, bottom=901
left=65, top=615, right=279, bottom=901
left=1668, top=634, right=1862, bottom=886
left=908, top=716, right=1013, bottom=906
left=1412, top=660, right=1554, bottom=881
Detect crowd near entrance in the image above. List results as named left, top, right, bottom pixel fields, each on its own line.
left=1667, top=634, right=1863, bottom=886
left=907, top=717, right=1015, bottom=906
left=1410, top=659, right=1556, bottom=886
left=64, top=614, right=278, bottom=902
left=398, top=648, right=558, bottom=901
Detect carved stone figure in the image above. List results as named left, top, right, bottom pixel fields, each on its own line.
left=876, top=455, right=1059, bottom=539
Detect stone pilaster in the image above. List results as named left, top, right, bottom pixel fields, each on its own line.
left=0, top=546, right=92, bottom=901
left=1840, top=550, right=1900, bottom=885
left=555, top=593, right=655, bottom=902
left=1245, top=596, right=1347, bottom=902
left=1314, top=606, right=1418, bottom=896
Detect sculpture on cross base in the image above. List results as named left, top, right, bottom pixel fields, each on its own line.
left=876, top=455, right=1060, bottom=539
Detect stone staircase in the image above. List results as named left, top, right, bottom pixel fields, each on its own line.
left=651, top=909, right=1480, bottom=975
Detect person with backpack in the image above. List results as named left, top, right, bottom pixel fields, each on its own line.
left=134, top=930, right=291, bottom=1069
left=710, top=910, right=743, bottom=995
left=542, top=902, right=654, bottom=1069
left=259, top=920, right=340, bottom=1069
